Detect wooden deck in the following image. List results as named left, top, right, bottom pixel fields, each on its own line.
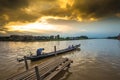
left=8, top=57, right=73, bottom=80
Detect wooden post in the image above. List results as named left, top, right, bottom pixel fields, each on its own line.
left=68, top=63, right=71, bottom=68
left=54, top=46, right=57, bottom=56
left=68, top=60, right=73, bottom=68
left=24, top=56, right=28, bottom=71
left=35, top=66, right=41, bottom=80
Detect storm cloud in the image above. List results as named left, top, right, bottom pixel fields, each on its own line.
left=0, top=0, right=37, bottom=25
left=72, top=0, right=120, bottom=18
left=0, top=0, right=120, bottom=35
left=0, top=0, right=120, bottom=23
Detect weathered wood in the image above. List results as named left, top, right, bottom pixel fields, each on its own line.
left=35, top=66, right=41, bottom=80
left=8, top=57, right=73, bottom=80
left=17, top=44, right=80, bottom=62
left=8, top=57, right=62, bottom=80
left=40, top=58, right=68, bottom=78
left=44, top=60, right=72, bottom=80
left=24, top=56, right=29, bottom=70
left=54, top=46, right=57, bottom=56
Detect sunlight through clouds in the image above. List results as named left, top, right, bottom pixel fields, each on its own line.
left=4, top=17, right=73, bottom=33
left=0, top=0, right=120, bottom=36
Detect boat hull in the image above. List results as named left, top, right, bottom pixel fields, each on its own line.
left=28, top=44, right=80, bottom=61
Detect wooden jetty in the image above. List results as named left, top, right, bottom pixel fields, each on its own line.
left=17, top=44, right=80, bottom=62
left=8, top=57, right=73, bottom=80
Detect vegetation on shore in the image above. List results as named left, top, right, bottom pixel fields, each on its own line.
left=0, top=34, right=119, bottom=41
left=0, top=35, right=89, bottom=41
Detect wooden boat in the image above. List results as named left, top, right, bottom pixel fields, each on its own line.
left=117, top=33, right=120, bottom=40
left=17, top=44, right=80, bottom=62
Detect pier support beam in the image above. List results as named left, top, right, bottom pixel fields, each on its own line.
left=35, top=66, right=41, bottom=80
left=54, top=46, right=57, bottom=56
left=24, top=56, right=29, bottom=71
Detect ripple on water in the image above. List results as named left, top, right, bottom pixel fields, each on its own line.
left=0, top=39, right=120, bottom=80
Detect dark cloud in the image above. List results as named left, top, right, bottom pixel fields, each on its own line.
left=1, top=0, right=120, bottom=26
left=47, top=18, right=81, bottom=25
left=35, top=0, right=120, bottom=20
left=72, top=0, right=120, bottom=18
left=0, top=0, right=28, bottom=9
left=0, top=0, right=37, bottom=25
left=0, top=0, right=28, bottom=13
left=0, top=27, right=7, bottom=31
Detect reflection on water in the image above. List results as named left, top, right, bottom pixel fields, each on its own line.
left=0, top=39, right=120, bottom=80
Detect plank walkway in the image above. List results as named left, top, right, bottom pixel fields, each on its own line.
left=8, top=57, right=73, bottom=80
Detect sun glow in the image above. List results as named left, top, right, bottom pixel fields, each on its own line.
left=5, top=21, right=71, bottom=33
left=6, top=22, right=57, bottom=32
left=4, top=16, right=75, bottom=34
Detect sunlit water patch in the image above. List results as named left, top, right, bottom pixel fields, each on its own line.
left=0, top=39, right=120, bottom=80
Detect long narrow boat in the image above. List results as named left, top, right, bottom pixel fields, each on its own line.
left=17, top=44, right=80, bottom=61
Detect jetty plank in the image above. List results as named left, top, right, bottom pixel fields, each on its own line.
left=44, top=60, right=72, bottom=80
left=8, top=57, right=73, bottom=80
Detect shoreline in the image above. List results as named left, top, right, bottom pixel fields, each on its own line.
left=0, top=38, right=118, bottom=42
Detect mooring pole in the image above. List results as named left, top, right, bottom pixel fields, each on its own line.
left=35, top=66, right=41, bottom=80
left=54, top=46, right=57, bottom=56
left=24, top=56, right=28, bottom=71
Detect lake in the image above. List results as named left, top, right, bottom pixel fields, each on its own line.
left=0, top=39, right=120, bottom=80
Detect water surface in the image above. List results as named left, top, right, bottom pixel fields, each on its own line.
left=0, top=39, right=120, bottom=80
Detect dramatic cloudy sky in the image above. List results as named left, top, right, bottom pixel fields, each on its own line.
left=0, top=0, right=120, bottom=37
